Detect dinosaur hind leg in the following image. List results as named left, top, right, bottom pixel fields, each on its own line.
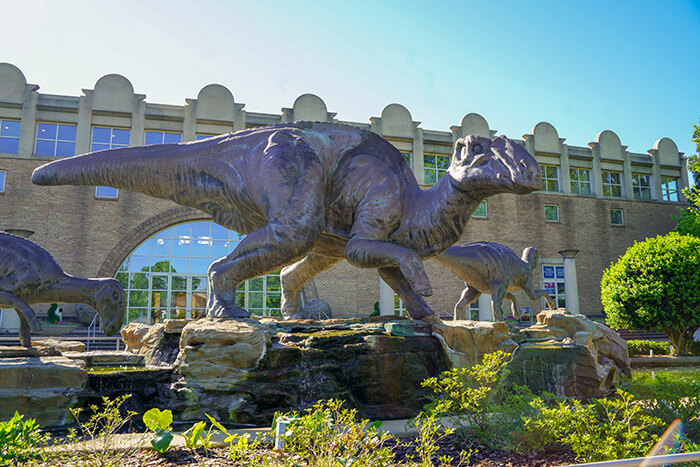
left=454, top=285, right=481, bottom=320
left=0, top=292, right=42, bottom=348
left=378, top=267, right=435, bottom=320
left=280, top=252, right=340, bottom=320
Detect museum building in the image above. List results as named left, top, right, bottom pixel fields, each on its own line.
left=0, top=63, right=689, bottom=331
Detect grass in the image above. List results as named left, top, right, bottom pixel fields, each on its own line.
left=632, top=366, right=700, bottom=385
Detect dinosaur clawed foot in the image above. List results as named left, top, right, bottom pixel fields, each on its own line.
left=208, top=299, right=250, bottom=319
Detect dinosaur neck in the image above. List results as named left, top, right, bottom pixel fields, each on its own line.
left=30, top=276, right=105, bottom=308
left=395, top=174, right=486, bottom=257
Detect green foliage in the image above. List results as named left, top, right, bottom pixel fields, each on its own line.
left=421, top=350, right=511, bottom=442
left=601, top=232, right=700, bottom=355
left=205, top=414, right=270, bottom=463
left=0, top=411, right=49, bottom=465
left=674, top=124, right=700, bottom=235
left=142, top=408, right=173, bottom=453
left=46, top=303, right=60, bottom=324
left=182, top=420, right=206, bottom=449
left=523, top=389, right=662, bottom=462
left=407, top=403, right=474, bottom=467
left=59, top=394, right=137, bottom=467
left=627, top=339, right=671, bottom=356
left=279, top=399, right=395, bottom=467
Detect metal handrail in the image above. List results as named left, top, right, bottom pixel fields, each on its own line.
left=86, top=313, right=100, bottom=351
left=563, top=452, right=700, bottom=467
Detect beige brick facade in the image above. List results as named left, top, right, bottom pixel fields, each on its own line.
left=0, top=63, right=688, bottom=322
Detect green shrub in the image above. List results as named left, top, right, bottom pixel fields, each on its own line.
left=523, top=389, right=663, bottom=462
left=601, top=232, right=700, bottom=356
left=278, top=399, right=395, bottom=467
left=627, top=340, right=671, bottom=356
left=142, top=407, right=173, bottom=453
left=0, top=411, right=49, bottom=465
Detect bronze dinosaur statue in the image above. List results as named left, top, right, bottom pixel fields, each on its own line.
left=32, top=122, right=541, bottom=321
left=434, top=242, right=555, bottom=321
left=0, top=232, right=126, bottom=347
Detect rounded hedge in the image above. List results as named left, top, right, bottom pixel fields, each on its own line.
left=601, top=232, right=700, bottom=354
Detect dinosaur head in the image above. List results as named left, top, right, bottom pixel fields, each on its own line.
left=447, top=135, right=541, bottom=195
left=94, top=279, right=127, bottom=336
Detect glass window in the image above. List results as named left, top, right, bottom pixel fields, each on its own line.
left=400, top=151, right=412, bottom=169
left=661, top=177, right=679, bottom=202
left=145, top=130, right=182, bottom=145
left=423, top=153, right=450, bottom=184
left=96, top=186, right=118, bottom=198
left=569, top=168, right=592, bottom=195
left=631, top=173, right=651, bottom=200
left=541, top=165, right=559, bottom=192
left=601, top=171, right=623, bottom=197
left=542, top=264, right=566, bottom=309
left=610, top=209, right=624, bottom=226
left=92, top=126, right=130, bottom=198
left=116, top=220, right=282, bottom=323
left=196, top=133, right=216, bottom=140
left=469, top=301, right=479, bottom=320
left=35, top=122, right=77, bottom=157
left=0, top=170, right=5, bottom=192
left=544, top=204, right=559, bottom=222
left=394, top=294, right=406, bottom=316
left=472, top=200, right=487, bottom=218
left=0, top=119, right=21, bottom=154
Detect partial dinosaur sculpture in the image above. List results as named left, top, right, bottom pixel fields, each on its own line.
left=0, top=232, right=126, bottom=347
left=32, top=122, right=541, bottom=321
left=434, top=242, right=556, bottom=321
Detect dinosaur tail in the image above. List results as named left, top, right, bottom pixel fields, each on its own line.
left=31, top=140, right=214, bottom=200
left=522, top=246, right=538, bottom=269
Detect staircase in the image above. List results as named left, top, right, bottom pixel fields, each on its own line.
left=615, top=329, right=669, bottom=342
left=0, top=327, right=123, bottom=351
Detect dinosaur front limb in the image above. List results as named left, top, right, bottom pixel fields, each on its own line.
left=505, top=292, right=520, bottom=319
left=280, top=252, right=340, bottom=319
left=523, top=287, right=557, bottom=310
left=490, top=280, right=507, bottom=321
left=378, top=267, right=435, bottom=320
left=454, top=285, right=481, bottom=320
left=0, top=292, right=42, bottom=348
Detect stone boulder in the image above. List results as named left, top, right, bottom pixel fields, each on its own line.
left=33, top=338, right=86, bottom=353
left=121, top=322, right=180, bottom=366
left=432, top=320, right=519, bottom=367
left=0, top=356, right=87, bottom=426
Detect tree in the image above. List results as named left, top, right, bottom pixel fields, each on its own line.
left=601, top=232, right=700, bottom=356
left=672, top=124, right=700, bottom=236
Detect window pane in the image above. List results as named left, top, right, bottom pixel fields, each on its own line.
left=249, top=277, right=264, bottom=291
left=580, top=183, right=591, bottom=195
left=266, top=275, right=281, bottom=291
left=151, top=238, right=170, bottom=256
left=172, top=223, right=191, bottom=238
left=191, top=239, right=210, bottom=257
left=35, top=140, right=56, bottom=156
left=58, top=124, right=77, bottom=141
left=580, top=170, right=590, bottom=182
left=37, top=122, right=57, bottom=140
left=95, top=186, right=118, bottom=198
left=163, top=132, right=182, bottom=144
left=423, top=154, right=435, bottom=168
left=1, top=120, right=20, bottom=136
left=0, top=171, right=5, bottom=192
left=55, top=141, right=75, bottom=157
left=190, top=257, right=211, bottom=274
left=145, top=131, right=163, bottom=146
left=111, top=129, right=130, bottom=145
left=569, top=169, right=579, bottom=181
left=436, top=156, right=450, bottom=170
left=472, top=200, right=487, bottom=218
left=545, top=205, right=558, bottom=221
left=424, top=169, right=436, bottom=184
left=0, top=137, right=19, bottom=154
left=152, top=275, right=168, bottom=290
left=612, top=185, right=621, bottom=197
left=92, top=127, right=111, bottom=143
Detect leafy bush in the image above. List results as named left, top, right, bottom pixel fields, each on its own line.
left=523, top=389, right=663, bottom=462
left=278, top=399, right=395, bottom=467
left=601, top=232, right=700, bottom=356
left=627, top=340, right=671, bottom=356
left=0, top=411, right=49, bottom=464
left=142, top=407, right=173, bottom=453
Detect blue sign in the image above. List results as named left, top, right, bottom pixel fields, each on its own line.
left=543, top=266, right=555, bottom=279
left=556, top=266, right=565, bottom=279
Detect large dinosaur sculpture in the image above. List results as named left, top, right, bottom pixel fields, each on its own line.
left=434, top=242, right=555, bottom=321
left=0, top=232, right=126, bottom=347
left=32, top=122, right=541, bottom=321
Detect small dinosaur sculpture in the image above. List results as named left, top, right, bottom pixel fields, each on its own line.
left=434, top=242, right=556, bottom=321
left=32, top=122, right=541, bottom=321
left=0, top=232, right=126, bottom=347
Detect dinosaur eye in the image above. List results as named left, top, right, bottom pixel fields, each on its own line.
left=471, top=143, right=483, bottom=154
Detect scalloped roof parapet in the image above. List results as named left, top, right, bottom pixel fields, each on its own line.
left=651, top=137, right=681, bottom=167
left=0, top=63, right=37, bottom=102
left=450, top=113, right=491, bottom=139
left=289, top=93, right=329, bottom=122
left=196, top=84, right=236, bottom=121
left=529, top=121, right=561, bottom=154
left=377, top=103, right=416, bottom=137
left=594, top=130, right=623, bottom=159
left=88, top=74, right=143, bottom=111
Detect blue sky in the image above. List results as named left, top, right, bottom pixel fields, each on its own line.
left=2, top=0, right=698, bottom=159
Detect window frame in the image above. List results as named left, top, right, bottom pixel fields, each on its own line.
left=631, top=173, right=652, bottom=200
left=544, top=204, right=559, bottom=222
left=0, top=119, right=21, bottom=154
left=35, top=122, right=77, bottom=157
left=541, top=263, right=566, bottom=310
left=569, top=167, right=592, bottom=195
left=0, top=170, right=5, bottom=193
left=610, top=208, right=624, bottom=226
left=471, top=200, right=488, bottom=218
left=91, top=126, right=131, bottom=199
left=601, top=170, right=623, bottom=197
left=145, top=130, right=183, bottom=146
left=423, top=152, right=449, bottom=184
left=660, top=176, right=679, bottom=202
left=541, top=164, right=560, bottom=192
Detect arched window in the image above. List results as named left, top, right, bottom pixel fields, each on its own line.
left=115, top=220, right=281, bottom=324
